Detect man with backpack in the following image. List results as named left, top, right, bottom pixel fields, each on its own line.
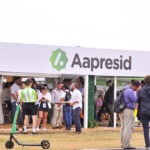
left=119, top=80, right=140, bottom=149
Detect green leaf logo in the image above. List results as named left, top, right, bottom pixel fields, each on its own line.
left=50, top=48, right=68, bottom=71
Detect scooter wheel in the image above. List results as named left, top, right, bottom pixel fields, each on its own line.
left=41, top=139, right=50, bottom=149
left=5, top=140, right=14, bottom=149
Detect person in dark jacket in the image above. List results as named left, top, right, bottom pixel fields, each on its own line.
left=138, top=75, right=150, bottom=149
left=97, top=83, right=114, bottom=127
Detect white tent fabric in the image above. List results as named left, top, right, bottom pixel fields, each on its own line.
left=0, top=76, right=4, bottom=124
left=0, top=72, right=62, bottom=78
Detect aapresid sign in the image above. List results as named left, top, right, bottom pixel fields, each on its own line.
left=71, top=53, right=132, bottom=71
left=0, top=42, right=149, bottom=77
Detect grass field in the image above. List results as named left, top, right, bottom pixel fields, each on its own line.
left=0, top=129, right=146, bottom=150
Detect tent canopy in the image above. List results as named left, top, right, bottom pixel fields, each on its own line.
left=0, top=42, right=149, bottom=77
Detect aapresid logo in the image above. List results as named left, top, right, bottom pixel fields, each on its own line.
left=50, top=48, right=68, bottom=71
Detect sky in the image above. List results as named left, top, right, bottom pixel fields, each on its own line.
left=0, top=0, right=150, bottom=51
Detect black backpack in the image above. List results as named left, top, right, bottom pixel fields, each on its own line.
left=64, top=90, right=72, bottom=106
left=114, top=89, right=126, bottom=113
left=65, top=91, right=71, bottom=101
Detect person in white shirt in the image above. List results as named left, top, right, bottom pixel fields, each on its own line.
left=16, top=82, right=26, bottom=131
left=51, top=82, right=65, bottom=129
left=36, top=86, right=52, bottom=131
left=11, top=77, right=21, bottom=121
left=70, top=82, right=82, bottom=134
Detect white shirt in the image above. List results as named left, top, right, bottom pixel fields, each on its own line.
left=35, top=89, right=40, bottom=105
left=51, top=88, right=65, bottom=104
left=70, top=89, right=82, bottom=109
left=11, top=83, right=20, bottom=103
left=38, top=92, right=52, bottom=109
left=17, top=89, right=23, bottom=102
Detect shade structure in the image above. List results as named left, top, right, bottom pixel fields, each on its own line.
left=0, top=42, right=149, bottom=127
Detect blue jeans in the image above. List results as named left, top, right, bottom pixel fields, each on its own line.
left=141, top=114, right=150, bottom=147
left=63, top=105, right=72, bottom=129
left=73, top=107, right=82, bottom=132
left=11, top=102, right=16, bottom=121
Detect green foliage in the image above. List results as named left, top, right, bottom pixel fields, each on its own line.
left=88, top=76, right=95, bottom=123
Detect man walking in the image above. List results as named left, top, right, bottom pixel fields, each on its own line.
left=120, top=80, right=140, bottom=149
left=20, top=79, right=37, bottom=134
left=70, top=82, right=82, bottom=134
left=51, top=82, right=65, bottom=129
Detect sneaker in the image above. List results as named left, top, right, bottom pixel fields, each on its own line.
left=24, top=132, right=28, bottom=134
left=55, top=126, right=60, bottom=129
left=123, top=147, right=136, bottom=149
left=43, top=128, right=47, bottom=131
left=59, top=125, right=63, bottom=129
left=36, top=127, right=39, bottom=131
left=32, top=132, right=37, bottom=135
left=66, top=128, right=71, bottom=130
left=75, top=131, right=81, bottom=134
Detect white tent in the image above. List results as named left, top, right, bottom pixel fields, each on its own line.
left=0, top=42, right=149, bottom=127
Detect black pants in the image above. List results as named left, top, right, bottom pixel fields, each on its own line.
left=73, top=107, right=82, bottom=132
left=141, top=114, right=150, bottom=147
left=97, top=102, right=114, bottom=126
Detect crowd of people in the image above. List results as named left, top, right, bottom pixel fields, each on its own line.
left=2, top=75, right=150, bottom=149
left=2, top=77, right=84, bottom=134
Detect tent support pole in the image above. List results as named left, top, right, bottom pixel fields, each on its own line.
left=0, top=76, right=4, bottom=124
left=114, top=76, right=117, bottom=128
left=94, top=76, right=97, bottom=85
left=84, top=75, right=89, bottom=129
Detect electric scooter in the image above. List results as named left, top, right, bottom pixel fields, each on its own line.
left=5, top=103, right=50, bottom=149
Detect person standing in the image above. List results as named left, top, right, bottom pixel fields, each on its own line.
left=36, top=86, right=52, bottom=131
left=11, top=77, right=21, bottom=121
left=62, top=85, right=72, bottom=130
left=2, top=82, right=11, bottom=111
left=104, top=83, right=114, bottom=127
left=97, top=83, right=114, bottom=127
left=120, top=80, right=140, bottom=149
left=20, top=79, right=37, bottom=134
left=16, top=82, right=27, bottom=131
left=97, top=80, right=111, bottom=122
left=141, top=80, right=145, bottom=88
left=138, top=76, right=150, bottom=149
left=32, top=82, right=40, bottom=115
left=70, top=83, right=82, bottom=134
left=51, top=82, right=65, bottom=129
left=76, top=76, right=84, bottom=127
left=105, top=80, right=111, bottom=92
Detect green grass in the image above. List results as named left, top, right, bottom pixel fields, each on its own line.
left=0, top=130, right=145, bottom=150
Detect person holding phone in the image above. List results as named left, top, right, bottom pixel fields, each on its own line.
left=36, top=86, right=51, bottom=131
